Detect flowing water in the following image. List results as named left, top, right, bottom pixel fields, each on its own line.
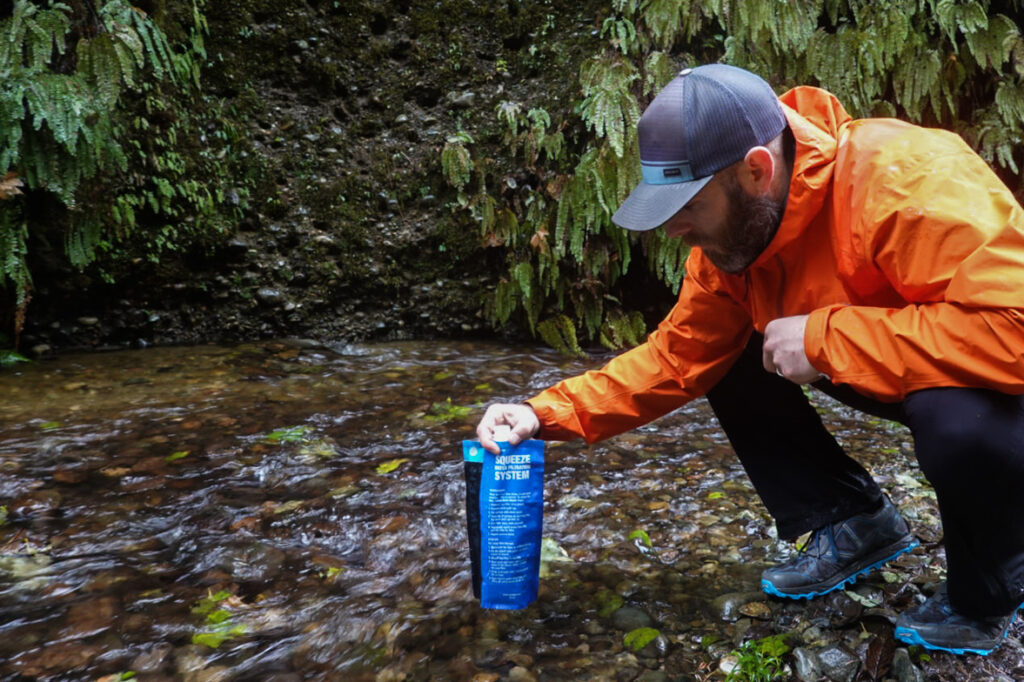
left=0, top=340, right=1011, bottom=681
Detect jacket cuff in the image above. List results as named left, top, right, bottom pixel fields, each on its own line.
left=804, top=306, right=840, bottom=381
left=524, top=396, right=580, bottom=442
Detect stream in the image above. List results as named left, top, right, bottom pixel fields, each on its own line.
left=0, top=340, right=1020, bottom=681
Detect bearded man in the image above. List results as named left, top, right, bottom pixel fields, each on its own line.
left=475, top=63, right=1024, bottom=655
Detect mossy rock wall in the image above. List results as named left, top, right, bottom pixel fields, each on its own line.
left=22, top=0, right=611, bottom=351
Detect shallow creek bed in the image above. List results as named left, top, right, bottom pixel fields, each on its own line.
left=0, top=340, right=1021, bottom=681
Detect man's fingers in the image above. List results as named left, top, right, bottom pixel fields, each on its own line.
left=474, top=403, right=539, bottom=454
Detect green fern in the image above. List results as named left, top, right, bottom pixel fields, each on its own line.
left=639, top=0, right=699, bottom=49
left=443, top=0, right=1024, bottom=354
left=578, top=55, right=640, bottom=157
left=441, top=131, right=474, bottom=189
left=0, top=207, right=30, bottom=305
left=601, top=16, right=640, bottom=56
left=965, top=14, right=1018, bottom=68
left=538, top=314, right=585, bottom=357
left=0, top=0, right=229, bottom=343
left=599, top=309, right=647, bottom=350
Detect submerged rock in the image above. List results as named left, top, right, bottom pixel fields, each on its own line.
left=611, top=606, right=655, bottom=631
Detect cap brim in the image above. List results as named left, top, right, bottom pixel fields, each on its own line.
left=611, top=175, right=713, bottom=231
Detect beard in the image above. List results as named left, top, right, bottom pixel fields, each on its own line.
left=700, top=172, right=785, bottom=274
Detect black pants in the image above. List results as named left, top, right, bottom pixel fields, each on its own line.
left=706, top=334, right=1024, bottom=618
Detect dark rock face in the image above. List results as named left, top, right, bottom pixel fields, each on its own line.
left=20, top=0, right=606, bottom=352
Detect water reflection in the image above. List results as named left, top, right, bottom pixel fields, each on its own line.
left=0, top=340, right=927, bottom=679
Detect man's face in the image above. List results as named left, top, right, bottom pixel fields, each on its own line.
left=662, top=167, right=784, bottom=274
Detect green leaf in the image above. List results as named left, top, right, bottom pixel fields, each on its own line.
left=192, top=631, right=230, bottom=648
left=165, top=450, right=189, bottom=462
left=623, top=627, right=660, bottom=652
left=628, top=528, right=652, bottom=547
left=265, top=426, right=313, bottom=444
left=206, top=608, right=233, bottom=625
left=424, top=398, right=472, bottom=423
left=376, top=458, right=408, bottom=475
left=191, top=590, right=233, bottom=616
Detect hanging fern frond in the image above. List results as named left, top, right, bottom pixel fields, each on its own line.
left=578, top=54, right=640, bottom=157
left=0, top=0, right=218, bottom=341
left=538, top=314, right=585, bottom=357
left=965, top=14, right=1019, bottom=69
left=441, top=132, right=474, bottom=190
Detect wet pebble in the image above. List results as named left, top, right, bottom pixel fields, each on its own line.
left=256, top=288, right=284, bottom=305
left=891, top=648, right=924, bottom=682
left=816, top=643, right=860, bottom=682
left=471, top=642, right=512, bottom=668
left=711, top=591, right=765, bottom=622
left=823, top=590, right=863, bottom=627
left=131, top=642, right=174, bottom=673
left=611, top=606, right=654, bottom=631
left=52, top=467, right=89, bottom=484
left=61, top=597, right=118, bottom=640
left=10, top=489, right=62, bottom=518
left=447, top=90, right=476, bottom=108
left=737, top=600, right=772, bottom=620
left=508, top=666, right=537, bottom=682
left=217, top=543, right=286, bottom=583
left=18, top=641, right=102, bottom=676
left=792, top=646, right=824, bottom=680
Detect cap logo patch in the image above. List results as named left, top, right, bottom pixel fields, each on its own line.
left=641, top=160, right=694, bottom=185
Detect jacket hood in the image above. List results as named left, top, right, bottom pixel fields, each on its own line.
left=748, top=86, right=852, bottom=267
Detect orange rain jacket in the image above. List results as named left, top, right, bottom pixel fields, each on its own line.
left=528, top=86, right=1024, bottom=444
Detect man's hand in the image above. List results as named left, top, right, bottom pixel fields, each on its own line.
left=476, top=403, right=540, bottom=455
left=763, top=314, right=822, bottom=384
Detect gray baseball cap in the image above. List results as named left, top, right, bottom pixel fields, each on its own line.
left=612, top=64, right=787, bottom=231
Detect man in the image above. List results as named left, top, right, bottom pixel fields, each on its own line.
left=475, top=63, right=1024, bottom=656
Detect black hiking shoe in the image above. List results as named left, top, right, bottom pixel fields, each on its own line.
left=761, top=495, right=917, bottom=599
left=894, top=584, right=1019, bottom=656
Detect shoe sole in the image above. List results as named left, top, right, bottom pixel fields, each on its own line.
left=761, top=535, right=919, bottom=599
left=893, top=601, right=1023, bottom=656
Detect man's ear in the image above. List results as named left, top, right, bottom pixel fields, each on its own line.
left=737, top=146, right=775, bottom=196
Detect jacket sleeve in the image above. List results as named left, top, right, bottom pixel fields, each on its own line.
left=527, top=257, right=752, bottom=443
left=805, top=135, right=1024, bottom=401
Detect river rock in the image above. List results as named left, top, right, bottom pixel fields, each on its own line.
left=217, top=543, right=286, bottom=583
left=791, top=647, right=824, bottom=680
left=737, top=600, right=773, bottom=620
left=891, top=648, right=924, bottom=682
left=711, top=591, right=766, bottom=622
left=447, top=90, right=476, bottom=108
left=256, top=288, right=284, bottom=305
left=131, top=642, right=174, bottom=673
left=61, top=597, right=117, bottom=640
left=611, top=606, right=654, bottom=631
left=817, top=644, right=859, bottom=682
left=824, top=590, right=863, bottom=627
left=508, top=666, right=537, bottom=682
left=10, top=489, right=62, bottom=518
